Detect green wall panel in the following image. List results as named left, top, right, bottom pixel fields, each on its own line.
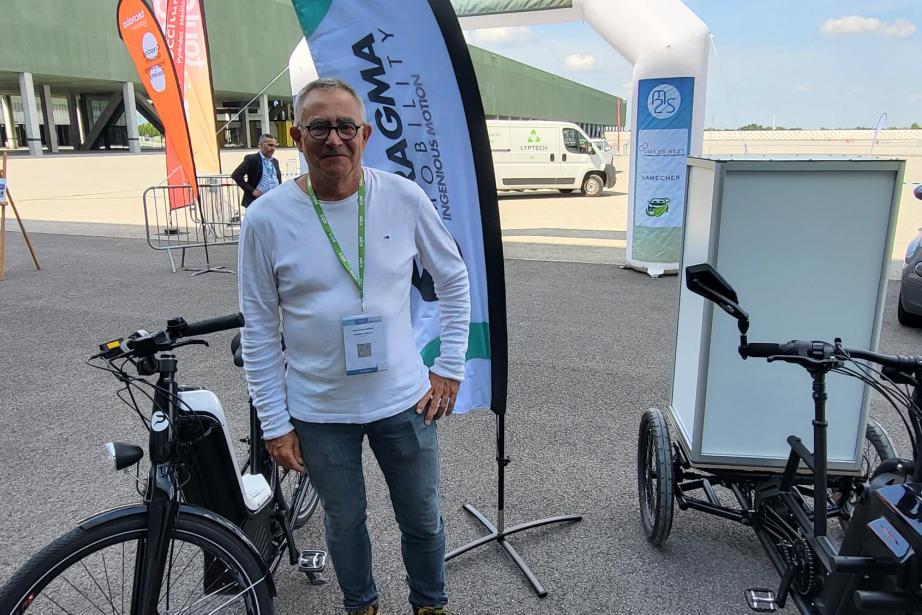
left=0, top=1, right=624, bottom=126
left=0, top=0, right=302, bottom=98
left=469, top=46, right=624, bottom=127
left=450, top=0, right=572, bottom=17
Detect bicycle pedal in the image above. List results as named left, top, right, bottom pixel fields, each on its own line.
left=298, top=549, right=326, bottom=574
left=745, top=588, right=777, bottom=612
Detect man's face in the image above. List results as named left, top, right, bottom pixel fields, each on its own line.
left=259, top=138, right=277, bottom=158
left=292, top=88, right=371, bottom=182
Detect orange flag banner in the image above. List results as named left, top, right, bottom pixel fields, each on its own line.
left=154, top=0, right=221, bottom=209
left=118, top=0, right=199, bottom=207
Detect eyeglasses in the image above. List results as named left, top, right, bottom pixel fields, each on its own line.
left=299, top=122, right=362, bottom=141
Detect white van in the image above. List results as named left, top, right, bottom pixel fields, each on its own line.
left=487, top=120, right=616, bottom=197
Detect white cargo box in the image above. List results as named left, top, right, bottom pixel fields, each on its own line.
left=670, top=156, right=904, bottom=472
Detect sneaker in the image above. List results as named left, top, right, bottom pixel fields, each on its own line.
left=347, top=604, right=379, bottom=615
left=413, top=608, right=455, bottom=615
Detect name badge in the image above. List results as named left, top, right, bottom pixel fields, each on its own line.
left=342, top=314, right=388, bottom=375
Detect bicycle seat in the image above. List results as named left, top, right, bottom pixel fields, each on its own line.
left=231, top=333, right=244, bottom=367
left=230, top=332, right=285, bottom=368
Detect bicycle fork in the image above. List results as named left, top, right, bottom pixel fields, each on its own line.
left=131, top=355, right=181, bottom=615
left=131, top=464, right=180, bottom=615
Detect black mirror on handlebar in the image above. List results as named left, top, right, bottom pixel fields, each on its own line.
left=685, top=263, right=750, bottom=335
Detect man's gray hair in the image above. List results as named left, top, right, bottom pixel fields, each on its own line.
left=293, top=78, right=366, bottom=124
left=257, top=133, right=276, bottom=145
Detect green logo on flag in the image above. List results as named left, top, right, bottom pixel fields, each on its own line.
left=646, top=197, right=670, bottom=217
left=527, top=130, right=541, bottom=143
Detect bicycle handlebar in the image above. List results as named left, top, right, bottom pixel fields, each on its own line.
left=742, top=339, right=922, bottom=372
left=181, top=313, right=246, bottom=338
left=844, top=348, right=922, bottom=372
left=96, top=313, right=245, bottom=359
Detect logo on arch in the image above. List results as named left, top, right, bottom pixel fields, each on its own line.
left=647, top=84, right=681, bottom=120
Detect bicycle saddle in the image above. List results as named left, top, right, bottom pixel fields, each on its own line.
left=231, top=333, right=244, bottom=368
left=230, top=332, right=285, bottom=368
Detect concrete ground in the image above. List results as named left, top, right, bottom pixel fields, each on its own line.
left=2, top=139, right=922, bottom=614
left=2, top=232, right=921, bottom=615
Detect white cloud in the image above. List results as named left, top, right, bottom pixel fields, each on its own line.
left=564, top=53, right=596, bottom=71
left=795, top=84, right=811, bottom=92
left=821, top=15, right=916, bottom=38
left=465, top=26, right=534, bottom=46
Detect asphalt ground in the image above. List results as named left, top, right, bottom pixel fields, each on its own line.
left=2, top=232, right=922, bottom=615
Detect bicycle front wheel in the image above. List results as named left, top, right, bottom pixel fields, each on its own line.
left=0, top=512, right=274, bottom=614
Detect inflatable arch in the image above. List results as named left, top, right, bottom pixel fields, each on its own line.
left=288, top=0, right=710, bottom=276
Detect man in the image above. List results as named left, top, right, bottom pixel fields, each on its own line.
left=238, top=78, right=469, bottom=615
left=232, top=133, right=282, bottom=207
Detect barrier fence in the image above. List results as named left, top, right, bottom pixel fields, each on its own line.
left=143, top=175, right=243, bottom=274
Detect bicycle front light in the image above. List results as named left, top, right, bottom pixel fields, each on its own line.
left=104, top=442, right=144, bottom=471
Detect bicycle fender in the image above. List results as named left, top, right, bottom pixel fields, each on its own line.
left=78, top=503, right=277, bottom=596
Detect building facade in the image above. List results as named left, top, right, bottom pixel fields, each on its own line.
left=0, top=0, right=624, bottom=155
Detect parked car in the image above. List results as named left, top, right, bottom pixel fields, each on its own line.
left=898, top=184, right=922, bottom=326
left=590, top=138, right=615, bottom=165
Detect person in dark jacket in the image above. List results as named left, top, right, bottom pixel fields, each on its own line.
left=231, top=134, right=282, bottom=207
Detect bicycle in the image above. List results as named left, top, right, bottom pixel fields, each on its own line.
left=0, top=313, right=325, bottom=614
left=638, top=263, right=922, bottom=613
left=230, top=332, right=320, bottom=534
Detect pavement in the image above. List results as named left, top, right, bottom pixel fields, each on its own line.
left=1, top=141, right=922, bottom=613
left=2, top=230, right=922, bottom=615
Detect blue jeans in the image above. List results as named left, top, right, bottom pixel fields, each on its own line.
left=293, top=407, right=447, bottom=612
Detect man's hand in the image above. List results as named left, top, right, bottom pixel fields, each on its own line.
left=416, top=372, right=461, bottom=425
left=265, top=431, right=304, bottom=472
left=252, top=188, right=264, bottom=198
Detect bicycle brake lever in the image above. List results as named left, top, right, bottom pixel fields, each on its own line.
left=171, top=340, right=209, bottom=350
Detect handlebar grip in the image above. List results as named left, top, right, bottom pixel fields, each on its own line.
left=744, top=343, right=781, bottom=358
left=183, top=313, right=245, bottom=338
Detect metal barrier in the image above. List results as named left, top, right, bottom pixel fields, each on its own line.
left=143, top=175, right=244, bottom=274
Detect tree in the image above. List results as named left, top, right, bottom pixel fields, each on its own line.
left=912, top=122, right=921, bottom=130
left=138, top=122, right=161, bottom=138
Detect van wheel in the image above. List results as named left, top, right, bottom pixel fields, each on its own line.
left=558, top=189, right=575, bottom=194
left=582, top=174, right=604, bottom=197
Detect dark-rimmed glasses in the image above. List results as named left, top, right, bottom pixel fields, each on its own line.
left=299, top=122, right=362, bottom=141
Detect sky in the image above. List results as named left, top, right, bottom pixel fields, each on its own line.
left=462, top=0, right=922, bottom=129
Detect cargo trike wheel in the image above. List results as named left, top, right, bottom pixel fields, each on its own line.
left=637, top=408, right=675, bottom=546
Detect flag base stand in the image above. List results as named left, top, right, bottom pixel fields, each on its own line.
left=186, top=265, right=234, bottom=277
left=445, top=413, right=582, bottom=597
left=183, top=219, right=234, bottom=277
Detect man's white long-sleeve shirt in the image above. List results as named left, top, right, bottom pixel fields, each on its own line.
left=238, top=167, right=470, bottom=438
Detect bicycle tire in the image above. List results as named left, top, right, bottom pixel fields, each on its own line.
left=248, top=444, right=319, bottom=530
left=281, top=468, right=320, bottom=529
left=0, top=512, right=274, bottom=614
left=637, top=407, right=675, bottom=546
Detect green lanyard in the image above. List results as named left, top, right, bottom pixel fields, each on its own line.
left=305, top=175, right=366, bottom=303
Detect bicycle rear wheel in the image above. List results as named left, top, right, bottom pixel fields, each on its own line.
left=0, top=512, right=274, bottom=614
left=279, top=467, right=320, bottom=529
